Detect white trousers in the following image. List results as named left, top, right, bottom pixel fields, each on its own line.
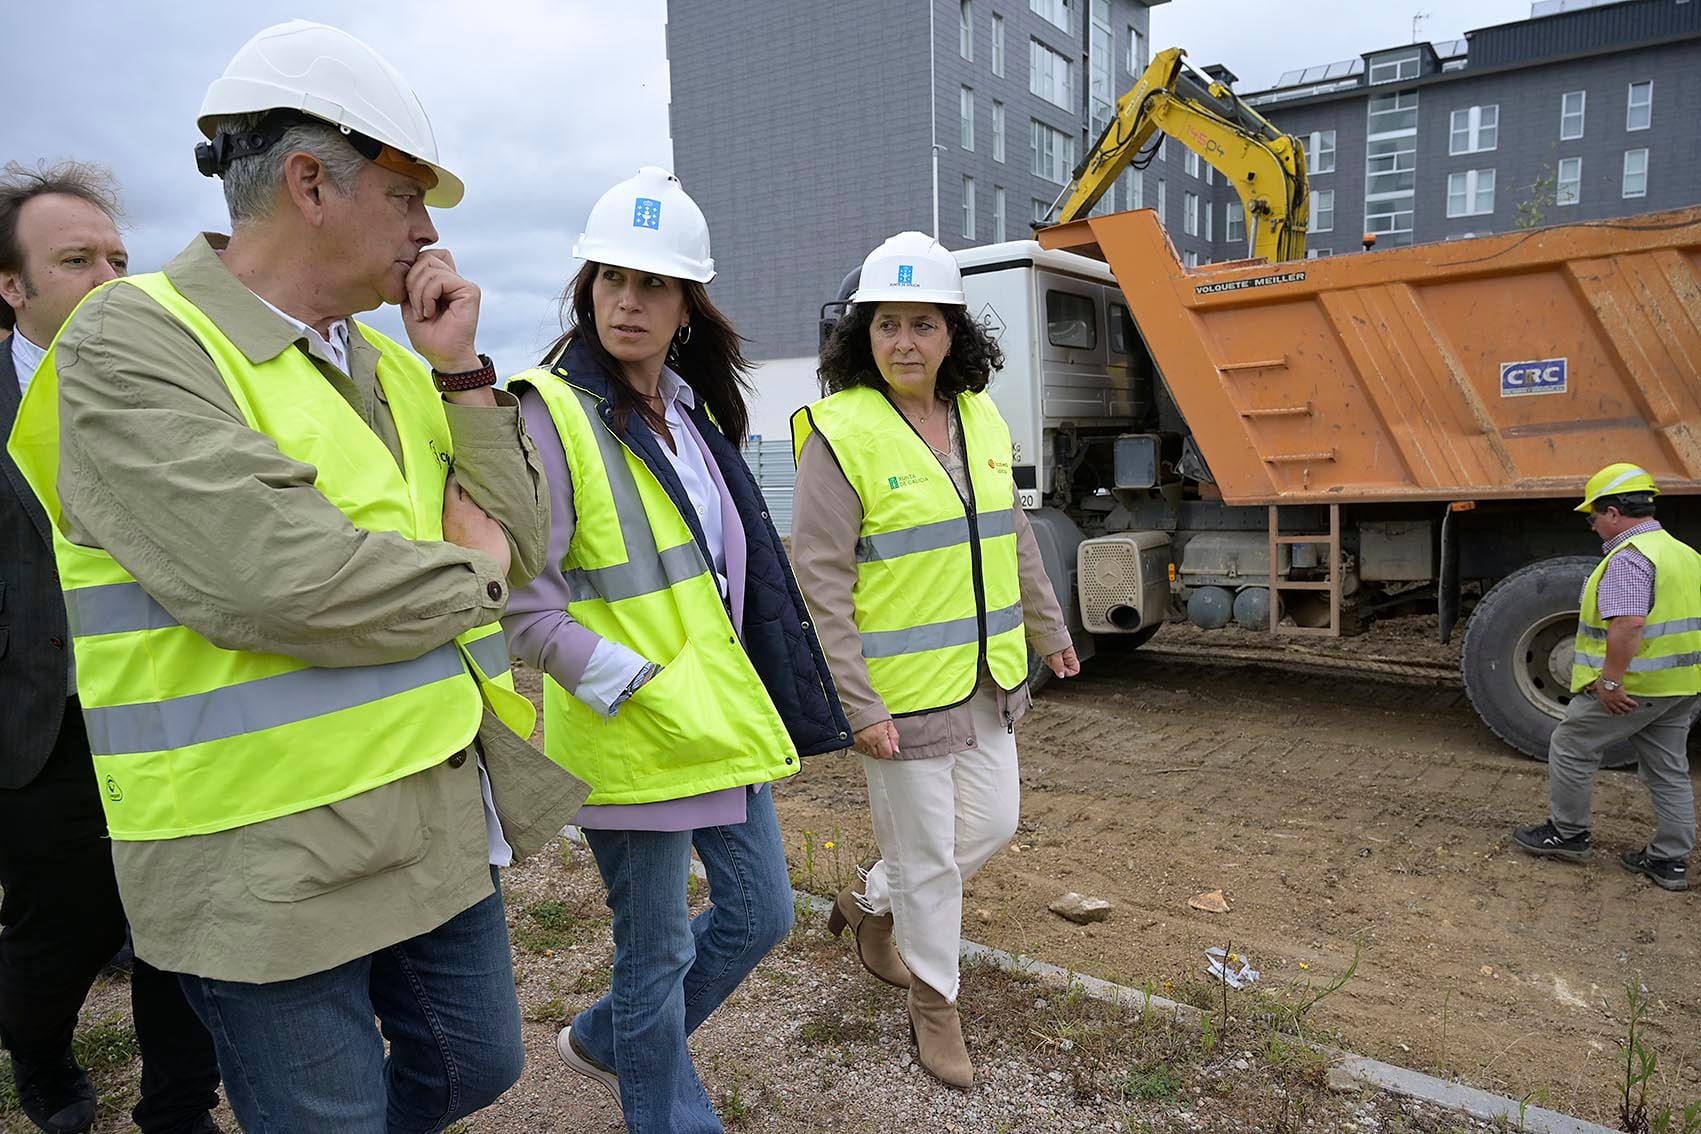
left=859, top=689, right=1020, bottom=1003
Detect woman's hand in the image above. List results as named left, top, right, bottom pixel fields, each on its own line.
left=1044, top=646, right=1081, bottom=679
left=853, top=720, right=901, bottom=760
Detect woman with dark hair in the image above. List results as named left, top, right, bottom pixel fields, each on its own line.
left=790, top=231, right=1079, bottom=1090
left=502, top=167, right=848, bottom=1134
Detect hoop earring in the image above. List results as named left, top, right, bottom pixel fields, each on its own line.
left=675, top=323, right=693, bottom=345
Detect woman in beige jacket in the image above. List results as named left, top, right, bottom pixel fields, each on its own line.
left=790, top=232, right=1078, bottom=1089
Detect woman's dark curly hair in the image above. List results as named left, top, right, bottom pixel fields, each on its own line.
left=816, top=303, right=1005, bottom=398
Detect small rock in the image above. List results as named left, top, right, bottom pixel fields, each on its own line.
left=975, top=907, right=994, bottom=923
left=1188, top=889, right=1232, bottom=914
left=1326, top=1066, right=1363, bottom=1093
left=1049, top=892, right=1114, bottom=924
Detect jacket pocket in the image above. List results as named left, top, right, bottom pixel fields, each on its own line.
left=622, top=637, right=739, bottom=765
left=241, top=779, right=432, bottom=902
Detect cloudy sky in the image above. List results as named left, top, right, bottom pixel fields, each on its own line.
left=11, top=0, right=1535, bottom=379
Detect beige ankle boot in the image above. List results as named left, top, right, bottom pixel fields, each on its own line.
left=826, top=886, right=912, bottom=988
left=908, top=979, right=973, bottom=1089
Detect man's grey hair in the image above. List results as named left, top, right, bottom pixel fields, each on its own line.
left=211, top=114, right=369, bottom=226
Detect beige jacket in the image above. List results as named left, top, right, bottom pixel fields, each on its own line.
left=791, top=404, right=1072, bottom=760
left=50, top=235, right=589, bottom=982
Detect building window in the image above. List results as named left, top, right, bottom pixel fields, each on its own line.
left=1185, top=250, right=1200, bottom=268
left=960, top=0, right=973, bottom=60
left=1030, top=119, right=1074, bottom=184
left=1622, top=148, right=1648, bottom=197
left=1204, top=200, right=1213, bottom=242
left=1183, top=191, right=1199, bottom=236
left=1307, top=248, right=1333, bottom=259
left=1306, top=131, right=1336, bottom=174
left=1560, top=90, right=1585, bottom=140
left=1364, top=198, right=1414, bottom=243
left=992, top=14, right=1005, bottom=76
left=994, top=187, right=1007, bottom=242
left=1033, top=198, right=1051, bottom=225
left=1030, top=0, right=1070, bottom=33
left=963, top=176, right=977, bottom=239
left=1626, top=81, right=1652, bottom=131
left=1205, top=165, right=1214, bottom=187
left=1089, top=0, right=1114, bottom=136
left=1184, top=151, right=1200, bottom=178
left=1156, top=177, right=1166, bottom=221
left=1449, top=105, right=1498, bottom=155
left=1366, top=135, right=1416, bottom=196
left=992, top=101, right=1006, bottom=162
left=1446, top=169, right=1495, bottom=217
left=1124, top=168, right=1143, bottom=210
left=1367, top=51, right=1420, bottom=85
left=1311, top=189, right=1335, bottom=233
left=1030, top=40, right=1074, bottom=109
left=1225, top=200, right=1245, bottom=244
left=1368, top=90, right=1418, bottom=134
left=961, top=86, right=975, bottom=151
left=1128, top=26, right=1146, bottom=74
left=1557, top=157, right=1581, bottom=207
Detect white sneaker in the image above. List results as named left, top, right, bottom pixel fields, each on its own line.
left=556, top=1026, right=622, bottom=1115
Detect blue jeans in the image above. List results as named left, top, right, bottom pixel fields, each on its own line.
left=178, top=868, right=522, bottom=1134
left=575, top=786, right=794, bottom=1134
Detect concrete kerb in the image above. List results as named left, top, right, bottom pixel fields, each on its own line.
left=558, top=828, right=1625, bottom=1134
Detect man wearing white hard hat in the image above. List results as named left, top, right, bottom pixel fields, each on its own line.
left=7, top=20, right=589, bottom=1131
left=501, top=167, right=848, bottom=1132
left=791, top=232, right=1078, bottom=1088
left=1512, top=463, right=1701, bottom=892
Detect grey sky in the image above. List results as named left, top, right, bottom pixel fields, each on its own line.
left=11, top=0, right=1536, bottom=377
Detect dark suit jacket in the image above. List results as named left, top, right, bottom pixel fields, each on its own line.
left=0, top=338, right=75, bottom=788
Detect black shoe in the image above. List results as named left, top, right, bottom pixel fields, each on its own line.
left=11, top=1053, right=97, bottom=1134
left=1619, top=848, right=1689, bottom=892
left=1512, top=821, right=1593, bottom=862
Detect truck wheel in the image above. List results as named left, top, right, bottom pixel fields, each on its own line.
left=1462, top=556, right=1620, bottom=762
left=1028, top=626, right=1159, bottom=693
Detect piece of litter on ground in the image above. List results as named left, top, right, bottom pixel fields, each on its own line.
left=1205, top=946, right=1260, bottom=989
left=1188, top=889, right=1231, bottom=913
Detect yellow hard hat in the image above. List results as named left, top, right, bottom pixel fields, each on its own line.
left=1576, top=462, right=1659, bottom=512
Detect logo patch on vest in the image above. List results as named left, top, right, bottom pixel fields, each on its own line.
left=886, top=472, right=928, bottom=490
left=105, top=775, right=123, bottom=802
left=986, top=457, right=1011, bottom=475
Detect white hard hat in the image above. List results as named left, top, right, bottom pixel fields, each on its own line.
left=572, top=166, right=715, bottom=283
left=197, top=19, right=464, bottom=208
left=850, top=231, right=965, bottom=306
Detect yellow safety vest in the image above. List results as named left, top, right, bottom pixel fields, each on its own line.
left=6, top=273, right=533, bottom=841
left=1572, top=527, right=1701, bottom=696
left=791, top=386, right=1027, bottom=716
left=511, top=364, right=798, bottom=804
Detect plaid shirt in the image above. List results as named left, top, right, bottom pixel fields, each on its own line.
left=1594, top=519, right=1661, bottom=619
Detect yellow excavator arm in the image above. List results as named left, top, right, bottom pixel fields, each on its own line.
left=1052, top=47, right=1310, bottom=263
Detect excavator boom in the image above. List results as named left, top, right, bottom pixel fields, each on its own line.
left=1052, top=47, right=1310, bottom=263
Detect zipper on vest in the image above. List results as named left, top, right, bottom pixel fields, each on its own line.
left=883, top=393, right=990, bottom=674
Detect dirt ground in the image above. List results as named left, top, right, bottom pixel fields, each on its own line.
left=733, top=620, right=1701, bottom=1127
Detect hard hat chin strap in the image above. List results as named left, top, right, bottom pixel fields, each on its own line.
left=195, top=110, right=434, bottom=191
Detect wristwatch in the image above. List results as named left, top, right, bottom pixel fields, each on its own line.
left=1599, top=678, right=1623, bottom=692
left=432, top=353, right=497, bottom=393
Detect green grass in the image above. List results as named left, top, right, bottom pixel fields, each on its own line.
left=1122, top=1062, right=1184, bottom=1102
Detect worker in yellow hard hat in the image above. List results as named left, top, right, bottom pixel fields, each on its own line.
left=1512, top=463, right=1700, bottom=892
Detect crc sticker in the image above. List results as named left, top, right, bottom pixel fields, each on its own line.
left=1500, top=357, right=1568, bottom=397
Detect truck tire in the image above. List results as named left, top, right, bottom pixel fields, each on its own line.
left=1462, top=556, right=1629, bottom=764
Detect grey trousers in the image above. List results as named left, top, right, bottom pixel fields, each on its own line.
left=1548, top=689, right=1699, bottom=860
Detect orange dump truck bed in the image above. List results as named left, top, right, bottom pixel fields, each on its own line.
left=1039, top=207, right=1701, bottom=506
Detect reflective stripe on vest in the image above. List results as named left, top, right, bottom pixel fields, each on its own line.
left=6, top=272, right=530, bottom=839
left=791, top=386, right=1027, bottom=716
left=511, top=365, right=799, bottom=805
left=1571, top=528, right=1701, bottom=696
